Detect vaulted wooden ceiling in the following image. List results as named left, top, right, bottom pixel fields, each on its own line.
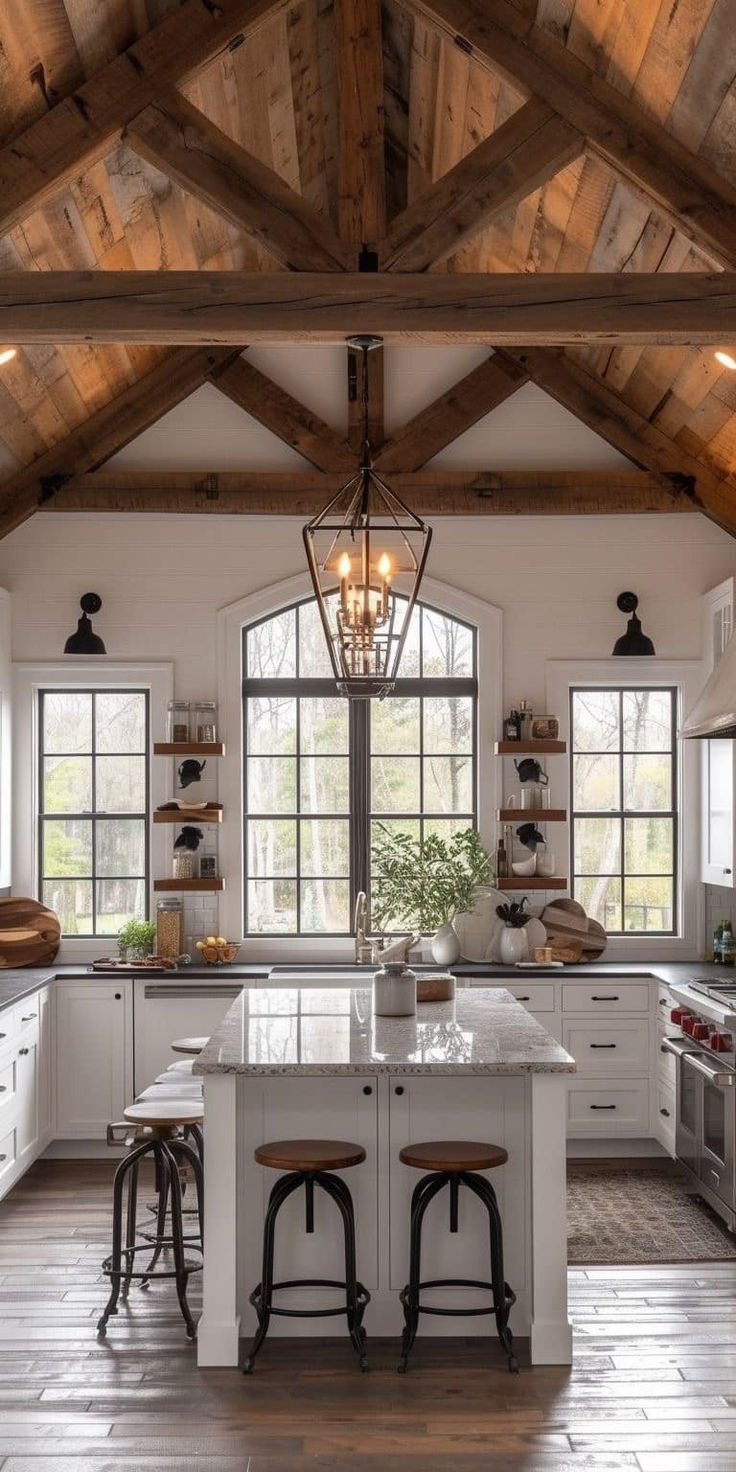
left=1, top=0, right=736, bottom=540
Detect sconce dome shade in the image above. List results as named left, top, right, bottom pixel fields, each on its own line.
left=64, top=593, right=106, bottom=654
left=612, top=591, right=655, bottom=656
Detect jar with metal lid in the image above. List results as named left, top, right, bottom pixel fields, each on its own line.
left=156, top=899, right=182, bottom=960
left=167, top=700, right=191, bottom=743
left=193, top=700, right=217, bottom=744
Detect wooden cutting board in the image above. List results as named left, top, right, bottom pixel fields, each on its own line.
left=0, top=897, right=60, bottom=968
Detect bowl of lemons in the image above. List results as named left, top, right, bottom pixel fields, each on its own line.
left=196, top=935, right=240, bottom=964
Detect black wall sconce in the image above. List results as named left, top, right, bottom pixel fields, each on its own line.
left=612, top=591, right=655, bottom=657
left=64, top=593, right=107, bottom=655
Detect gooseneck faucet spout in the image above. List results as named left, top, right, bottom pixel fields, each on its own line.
left=354, top=891, right=372, bottom=964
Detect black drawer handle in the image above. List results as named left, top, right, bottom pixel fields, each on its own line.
left=515, top=995, right=531, bottom=1002
left=590, top=1043, right=617, bottom=1049
left=660, top=1107, right=671, bottom=1118
left=394, top=1085, right=404, bottom=1096
left=591, top=995, right=620, bottom=1002
left=590, top=1104, right=617, bottom=1110
left=0, top=1153, right=6, bottom=1162
left=659, top=998, right=667, bottom=1007
left=0, top=1085, right=6, bottom=1093
left=18, top=1047, right=29, bottom=1057
left=115, top=993, right=122, bottom=1001
left=362, top=1085, right=372, bottom=1096
left=21, top=1013, right=37, bottom=1022
left=0, top=1033, right=5, bottom=1040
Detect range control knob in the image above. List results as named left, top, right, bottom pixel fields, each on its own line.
left=691, top=1022, right=710, bottom=1041
left=682, top=1014, right=697, bottom=1034
left=671, top=1006, right=691, bottom=1025
left=711, top=1032, right=733, bottom=1052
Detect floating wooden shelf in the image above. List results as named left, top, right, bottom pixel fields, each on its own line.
left=500, top=877, right=568, bottom=890
left=153, top=807, right=223, bottom=824
left=153, top=878, right=225, bottom=892
left=495, top=740, right=566, bottom=755
left=153, top=742, right=225, bottom=756
left=497, top=808, right=566, bottom=823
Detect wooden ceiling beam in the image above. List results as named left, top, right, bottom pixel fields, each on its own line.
left=208, top=356, right=357, bottom=472
left=0, top=0, right=289, bottom=239
left=374, top=353, right=528, bottom=472
left=498, top=347, right=736, bottom=537
left=402, top=0, right=736, bottom=269
left=381, top=98, right=582, bottom=272
left=125, top=93, right=349, bottom=274
left=4, top=271, right=736, bottom=343
left=0, top=347, right=240, bottom=542
left=45, top=468, right=696, bottom=517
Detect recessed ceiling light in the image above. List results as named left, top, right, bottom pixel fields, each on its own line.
left=0, top=347, right=17, bottom=366
left=715, top=350, right=736, bottom=371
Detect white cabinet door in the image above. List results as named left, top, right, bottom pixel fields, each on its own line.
left=16, top=1029, right=39, bottom=1167
left=56, top=980, right=133, bottom=1137
left=702, top=738, right=736, bottom=888
left=37, top=986, right=53, bottom=1144
left=134, top=981, right=244, bottom=1092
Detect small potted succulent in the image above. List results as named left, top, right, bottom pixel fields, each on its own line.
left=495, top=898, right=530, bottom=965
left=118, top=918, right=157, bottom=963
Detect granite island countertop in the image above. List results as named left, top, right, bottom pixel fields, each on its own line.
left=194, top=985, right=576, bottom=1077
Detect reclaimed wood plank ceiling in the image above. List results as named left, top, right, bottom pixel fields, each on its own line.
left=0, top=0, right=735, bottom=523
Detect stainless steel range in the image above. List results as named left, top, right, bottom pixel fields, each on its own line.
left=664, top=978, right=736, bottom=1231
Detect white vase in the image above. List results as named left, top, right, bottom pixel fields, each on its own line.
left=431, top=921, right=461, bottom=965
left=498, top=926, right=528, bottom=965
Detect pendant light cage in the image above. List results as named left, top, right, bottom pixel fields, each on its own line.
left=303, top=339, right=432, bottom=698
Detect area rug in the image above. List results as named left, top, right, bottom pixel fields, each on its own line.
left=567, top=1162, right=736, bottom=1263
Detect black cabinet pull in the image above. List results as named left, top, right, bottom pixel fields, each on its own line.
left=515, top=995, right=531, bottom=1002
left=394, top=1085, right=404, bottom=1096
left=0, top=1153, right=6, bottom=1162
left=659, top=998, right=667, bottom=1007
left=362, top=1085, right=372, bottom=1096
left=114, top=993, right=122, bottom=1001
left=660, top=1107, right=671, bottom=1118
left=590, top=1103, right=616, bottom=1110
left=18, top=1047, right=29, bottom=1057
left=591, top=995, right=619, bottom=1002
left=590, top=1043, right=617, bottom=1049
left=0, top=1085, right=6, bottom=1093
left=21, top=1013, right=37, bottom=1022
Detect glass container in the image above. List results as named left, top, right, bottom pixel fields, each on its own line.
left=167, top=700, right=190, bottom=743
left=156, top=899, right=182, bottom=960
left=193, top=700, right=217, bottom=744
left=172, top=851, right=195, bottom=880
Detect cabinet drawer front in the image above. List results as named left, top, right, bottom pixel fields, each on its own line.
left=562, top=1020, right=649, bottom=1074
left=567, top=1081, right=649, bottom=1134
left=0, top=1006, right=19, bottom=1052
left=504, top=982, right=555, bottom=1012
left=0, top=1125, right=16, bottom=1190
left=656, top=1082, right=675, bottom=1136
left=657, top=1031, right=677, bottom=1089
left=562, top=983, right=649, bottom=1014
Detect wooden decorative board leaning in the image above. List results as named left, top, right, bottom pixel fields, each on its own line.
left=0, top=897, right=60, bottom=968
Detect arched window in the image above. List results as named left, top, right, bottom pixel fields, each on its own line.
left=243, top=595, right=477, bottom=934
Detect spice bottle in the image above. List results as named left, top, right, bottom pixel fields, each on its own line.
left=504, top=710, right=521, bottom=741
left=496, top=833, right=508, bottom=880
left=722, top=922, right=736, bottom=967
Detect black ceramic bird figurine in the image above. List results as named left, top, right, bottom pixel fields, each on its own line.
left=516, top=823, right=546, bottom=851
left=178, top=758, right=206, bottom=789
left=174, top=826, right=204, bottom=852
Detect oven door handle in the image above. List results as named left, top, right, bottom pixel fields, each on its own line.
left=661, top=1037, right=698, bottom=1060
left=682, top=1051, right=735, bottom=1087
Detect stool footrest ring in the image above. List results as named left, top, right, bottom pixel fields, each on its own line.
left=400, top=1277, right=515, bottom=1318
left=250, top=1277, right=370, bottom=1320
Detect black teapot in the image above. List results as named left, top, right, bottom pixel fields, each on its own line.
left=178, top=758, right=206, bottom=789
left=514, top=757, right=549, bottom=786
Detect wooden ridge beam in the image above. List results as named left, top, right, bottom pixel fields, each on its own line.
left=0, top=0, right=289, bottom=238
left=403, top=0, right=736, bottom=269
left=0, top=347, right=240, bottom=542
left=374, top=353, right=528, bottom=472
left=208, top=356, right=357, bottom=472
left=381, top=98, right=582, bottom=272
left=43, top=468, right=697, bottom=517
left=126, top=93, right=348, bottom=274
left=6, top=271, right=736, bottom=343
left=498, top=347, right=736, bottom=537
left=336, top=0, right=387, bottom=255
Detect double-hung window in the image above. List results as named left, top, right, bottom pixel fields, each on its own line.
left=570, top=686, right=677, bottom=935
left=38, top=689, right=149, bottom=936
left=242, top=596, right=477, bottom=935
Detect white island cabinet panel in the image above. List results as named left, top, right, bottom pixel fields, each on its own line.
left=56, top=979, right=132, bottom=1137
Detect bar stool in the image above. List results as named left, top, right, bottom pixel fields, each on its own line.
left=166, top=1059, right=197, bottom=1075
left=397, top=1140, right=518, bottom=1374
left=170, top=1037, right=208, bottom=1055
left=243, top=1139, right=370, bottom=1374
left=97, top=1100, right=204, bottom=1340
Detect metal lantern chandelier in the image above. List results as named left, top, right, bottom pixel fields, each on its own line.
left=303, top=336, right=433, bottom=699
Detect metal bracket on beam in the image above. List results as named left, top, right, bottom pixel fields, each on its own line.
left=39, top=473, right=71, bottom=506
left=665, top=472, right=697, bottom=501
left=194, top=473, right=220, bottom=501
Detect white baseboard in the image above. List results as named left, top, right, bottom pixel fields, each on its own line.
left=566, top=1137, right=669, bottom=1159
left=43, top=1140, right=118, bottom=1159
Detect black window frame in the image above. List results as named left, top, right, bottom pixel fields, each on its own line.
left=38, top=687, right=150, bottom=937
left=242, top=596, right=478, bottom=937
left=569, top=684, right=678, bottom=937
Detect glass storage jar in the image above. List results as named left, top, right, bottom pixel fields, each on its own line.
left=193, top=700, right=217, bottom=744
left=172, top=851, right=195, bottom=880
left=156, top=899, right=182, bottom=960
left=167, top=700, right=191, bottom=743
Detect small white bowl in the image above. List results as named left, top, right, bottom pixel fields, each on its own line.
left=511, top=856, right=537, bottom=877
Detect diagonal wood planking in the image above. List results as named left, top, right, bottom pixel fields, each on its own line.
left=125, top=92, right=349, bottom=274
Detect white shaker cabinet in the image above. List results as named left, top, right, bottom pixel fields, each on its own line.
left=55, top=978, right=133, bottom=1137
left=0, top=984, right=53, bottom=1200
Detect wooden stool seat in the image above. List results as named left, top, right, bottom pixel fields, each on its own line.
left=142, top=1081, right=203, bottom=1098
left=170, top=1037, right=208, bottom=1055
left=124, top=1100, right=204, bottom=1129
left=167, top=1059, right=196, bottom=1074
left=255, top=1139, right=366, bottom=1172
left=399, top=1140, right=508, bottom=1172
left=154, top=1072, right=203, bottom=1087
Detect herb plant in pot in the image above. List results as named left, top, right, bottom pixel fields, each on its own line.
left=118, top=919, right=156, bottom=963
left=371, top=826, right=494, bottom=965
left=495, top=899, right=530, bottom=965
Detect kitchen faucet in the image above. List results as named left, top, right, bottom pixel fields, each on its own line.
left=354, top=891, right=372, bottom=964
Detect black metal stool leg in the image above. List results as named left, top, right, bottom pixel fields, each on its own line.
left=121, top=1158, right=139, bottom=1299
left=318, top=1172, right=369, bottom=1371
left=170, top=1138, right=205, bottom=1247
left=97, top=1140, right=150, bottom=1336
left=398, top=1171, right=448, bottom=1372
left=243, top=1172, right=303, bottom=1374
left=140, top=1141, right=170, bottom=1289
left=160, top=1140, right=197, bottom=1340
left=463, top=1172, right=518, bottom=1373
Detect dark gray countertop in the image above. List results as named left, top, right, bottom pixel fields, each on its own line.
left=0, top=970, right=56, bottom=1013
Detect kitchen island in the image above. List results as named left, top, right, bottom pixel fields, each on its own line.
left=194, top=984, right=575, bottom=1368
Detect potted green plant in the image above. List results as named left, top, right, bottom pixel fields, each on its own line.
left=371, top=826, right=494, bottom=964
left=495, top=898, right=530, bottom=965
left=118, top=918, right=157, bottom=963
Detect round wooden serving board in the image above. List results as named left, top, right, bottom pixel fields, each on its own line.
left=0, top=897, right=60, bottom=968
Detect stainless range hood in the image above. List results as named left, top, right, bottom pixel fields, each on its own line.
left=681, top=630, right=736, bottom=739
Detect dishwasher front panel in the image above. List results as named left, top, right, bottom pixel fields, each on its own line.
left=134, top=981, right=244, bottom=1092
